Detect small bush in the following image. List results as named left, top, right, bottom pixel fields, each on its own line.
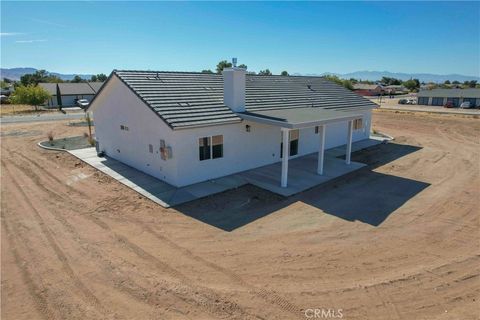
left=47, top=131, right=54, bottom=145
left=88, top=137, right=95, bottom=146
left=83, top=132, right=89, bottom=138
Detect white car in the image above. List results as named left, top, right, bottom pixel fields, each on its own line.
left=76, top=99, right=90, bottom=108
left=460, top=101, right=473, bottom=109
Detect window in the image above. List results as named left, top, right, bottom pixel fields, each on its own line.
left=353, top=119, right=363, bottom=130
left=418, top=97, right=429, bottom=105
left=280, top=129, right=299, bottom=158
left=431, top=97, right=444, bottom=106
left=198, top=135, right=223, bottom=161
left=212, top=135, right=223, bottom=159
left=315, top=126, right=319, bottom=134
left=148, top=144, right=153, bottom=153
left=120, top=125, right=129, bottom=131
left=199, top=137, right=211, bottom=161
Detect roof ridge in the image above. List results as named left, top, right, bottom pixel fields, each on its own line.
left=113, top=69, right=332, bottom=80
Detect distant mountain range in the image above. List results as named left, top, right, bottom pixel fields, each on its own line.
left=317, top=71, right=479, bottom=83
left=1, top=67, right=478, bottom=83
left=0, top=68, right=93, bottom=81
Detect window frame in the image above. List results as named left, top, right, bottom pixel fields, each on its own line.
left=280, top=129, right=299, bottom=158
left=198, top=135, right=224, bottom=161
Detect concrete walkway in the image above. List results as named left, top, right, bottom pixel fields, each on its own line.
left=70, top=138, right=381, bottom=207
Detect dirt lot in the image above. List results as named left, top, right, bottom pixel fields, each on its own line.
left=0, top=104, right=55, bottom=116
left=1, top=111, right=479, bottom=320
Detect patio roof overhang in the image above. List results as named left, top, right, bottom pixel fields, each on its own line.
left=238, top=107, right=364, bottom=129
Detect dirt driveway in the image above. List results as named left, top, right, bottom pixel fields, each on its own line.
left=1, top=111, right=479, bottom=320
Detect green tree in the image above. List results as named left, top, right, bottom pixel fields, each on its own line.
left=90, top=75, right=98, bottom=82
left=201, top=69, right=214, bottom=74
left=216, top=60, right=232, bottom=74
left=322, top=75, right=354, bottom=91
left=238, top=64, right=248, bottom=70
left=467, top=80, right=477, bottom=88
left=0, top=80, right=10, bottom=89
left=281, top=71, right=289, bottom=76
left=452, top=80, right=460, bottom=85
left=403, top=78, right=420, bottom=91
left=96, top=73, right=107, bottom=82
left=381, top=76, right=402, bottom=86
left=20, top=70, right=63, bottom=86
left=10, top=85, right=51, bottom=111
left=70, top=75, right=85, bottom=83
left=444, top=80, right=451, bottom=85
left=258, top=69, right=272, bottom=76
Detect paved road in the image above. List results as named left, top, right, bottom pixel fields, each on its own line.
left=0, top=112, right=86, bottom=124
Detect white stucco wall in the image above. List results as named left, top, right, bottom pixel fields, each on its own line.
left=91, top=75, right=372, bottom=187
left=91, top=76, right=178, bottom=185
left=172, top=110, right=371, bottom=187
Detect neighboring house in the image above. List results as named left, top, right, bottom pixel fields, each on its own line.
left=352, top=83, right=383, bottom=96
left=88, top=69, right=377, bottom=188
left=417, top=88, right=480, bottom=107
left=39, top=82, right=104, bottom=107
left=384, top=85, right=407, bottom=95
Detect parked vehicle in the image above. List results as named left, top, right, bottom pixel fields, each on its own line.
left=406, top=98, right=417, bottom=105
left=444, top=101, right=454, bottom=108
left=398, top=98, right=408, bottom=104
left=76, top=99, right=90, bottom=108
left=460, top=101, right=473, bottom=109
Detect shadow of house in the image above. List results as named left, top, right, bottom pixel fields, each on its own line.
left=175, top=142, right=430, bottom=231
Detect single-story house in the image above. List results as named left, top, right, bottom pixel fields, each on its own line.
left=352, top=83, right=383, bottom=96
left=384, top=85, right=407, bottom=95
left=88, top=68, right=377, bottom=188
left=39, top=82, right=104, bottom=107
left=417, top=88, right=480, bottom=107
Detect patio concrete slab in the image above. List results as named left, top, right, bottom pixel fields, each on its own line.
left=238, top=153, right=366, bottom=196
left=68, top=148, right=246, bottom=207
left=69, top=138, right=381, bottom=207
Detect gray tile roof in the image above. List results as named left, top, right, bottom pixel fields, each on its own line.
left=113, top=70, right=377, bottom=129
left=38, top=83, right=57, bottom=95
left=87, top=82, right=104, bottom=93
left=58, top=83, right=95, bottom=95
left=417, top=88, right=480, bottom=98
left=353, top=83, right=382, bottom=90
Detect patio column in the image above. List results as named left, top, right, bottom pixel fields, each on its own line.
left=317, top=125, right=326, bottom=175
left=346, top=120, right=353, bottom=164
left=281, top=128, right=290, bottom=187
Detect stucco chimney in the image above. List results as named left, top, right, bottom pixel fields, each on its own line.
left=222, top=67, right=246, bottom=113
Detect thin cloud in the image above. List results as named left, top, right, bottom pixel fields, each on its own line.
left=15, top=39, right=47, bottom=43
left=1, top=32, right=25, bottom=37
left=29, top=18, right=67, bottom=28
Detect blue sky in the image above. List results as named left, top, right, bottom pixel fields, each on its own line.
left=1, top=1, right=479, bottom=76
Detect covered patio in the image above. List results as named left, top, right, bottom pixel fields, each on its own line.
left=237, top=147, right=368, bottom=196
left=239, top=107, right=368, bottom=189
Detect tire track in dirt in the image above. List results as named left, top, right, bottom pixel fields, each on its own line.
left=9, top=146, right=302, bottom=318
left=9, top=148, right=88, bottom=197
left=2, top=161, right=111, bottom=318
left=2, top=158, right=258, bottom=320
left=1, top=211, right=56, bottom=320
left=132, top=221, right=302, bottom=316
